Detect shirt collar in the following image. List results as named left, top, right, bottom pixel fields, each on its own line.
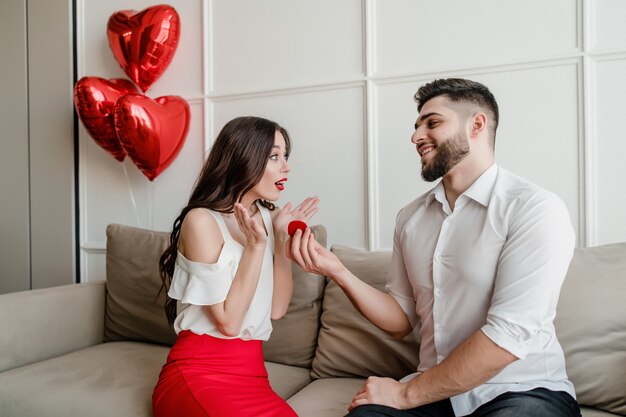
left=463, top=163, right=498, bottom=207
left=424, top=163, right=498, bottom=208
left=425, top=181, right=444, bottom=207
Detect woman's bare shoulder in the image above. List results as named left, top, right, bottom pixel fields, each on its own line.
left=179, top=208, right=224, bottom=263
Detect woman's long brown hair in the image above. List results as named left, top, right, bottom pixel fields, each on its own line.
left=159, top=116, right=291, bottom=326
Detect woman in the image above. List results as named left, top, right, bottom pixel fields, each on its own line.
left=152, top=116, right=318, bottom=417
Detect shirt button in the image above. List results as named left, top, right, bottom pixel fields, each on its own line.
left=435, top=288, right=443, bottom=296
left=434, top=254, right=441, bottom=262
left=437, top=355, right=444, bottom=362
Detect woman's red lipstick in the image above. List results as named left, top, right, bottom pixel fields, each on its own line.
left=275, top=178, right=287, bottom=190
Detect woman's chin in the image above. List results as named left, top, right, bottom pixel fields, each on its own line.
left=260, top=194, right=280, bottom=203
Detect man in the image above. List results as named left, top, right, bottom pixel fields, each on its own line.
left=287, top=78, right=581, bottom=416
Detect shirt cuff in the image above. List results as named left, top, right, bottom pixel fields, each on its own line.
left=480, top=321, right=531, bottom=360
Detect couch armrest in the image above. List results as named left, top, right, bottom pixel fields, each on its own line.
left=0, top=282, right=105, bottom=373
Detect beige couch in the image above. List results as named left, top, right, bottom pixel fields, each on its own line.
left=1, top=223, right=625, bottom=417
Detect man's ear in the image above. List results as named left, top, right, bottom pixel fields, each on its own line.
left=469, top=112, right=487, bottom=138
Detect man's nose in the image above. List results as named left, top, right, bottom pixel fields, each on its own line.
left=411, top=128, right=424, bottom=144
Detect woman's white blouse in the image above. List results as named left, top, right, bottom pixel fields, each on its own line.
left=168, top=203, right=274, bottom=341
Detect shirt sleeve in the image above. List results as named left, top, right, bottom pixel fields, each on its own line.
left=481, top=192, right=575, bottom=359
left=168, top=251, right=235, bottom=306
left=386, top=210, right=419, bottom=328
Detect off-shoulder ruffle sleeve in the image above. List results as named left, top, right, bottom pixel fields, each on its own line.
left=168, top=250, right=235, bottom=306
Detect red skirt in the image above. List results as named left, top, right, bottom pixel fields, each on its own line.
left=152, top=330, right=298, bottom=417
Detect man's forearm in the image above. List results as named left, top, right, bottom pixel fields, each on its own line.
left=332, top=268, right=412, bottom=338
left=403, top=330, right=517, bottom=407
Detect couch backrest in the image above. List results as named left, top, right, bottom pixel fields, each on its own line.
left=262, top=225, right=327, bottom=368
left=104, top=222, right=327, bottom=369
left=105, top=224, right=175, bottom=346
left=554, top=242, right=626, bottom=415
left=104, top=222, right=626, bottom=415
left=311, top=245, right=420, bottom=380
left=310, top=242, right=626, bottom=415
left=0, top=282, right=105, bottom=373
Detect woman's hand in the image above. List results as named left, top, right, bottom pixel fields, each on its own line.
left=273, top=196, right=320, bottom=238
left=234, top=203, right=267, bottom=249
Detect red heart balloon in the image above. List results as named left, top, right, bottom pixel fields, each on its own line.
left=107, top=5, right=180, bottom=92
left=73, top=76, right=139, bottom=162
left=114, top=94, right=190, bottom=181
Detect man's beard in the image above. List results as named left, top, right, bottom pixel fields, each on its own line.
left=421, top=130, right=470, bottom=182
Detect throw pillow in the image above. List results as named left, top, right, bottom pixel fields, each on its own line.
left=311, top=245, right=420, bottom=380
left=104, top=223, right=175, bottom=345
left=105, top=222, right=328, bottom=370
left=555, top=242, right=626, bottom=415
left=263, top=225, right=327, bottom=368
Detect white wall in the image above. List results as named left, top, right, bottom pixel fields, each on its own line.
left=77, top=0, right=626, bottom=282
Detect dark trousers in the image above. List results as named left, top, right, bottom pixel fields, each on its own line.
left=346, top=388, right=581, bottom=417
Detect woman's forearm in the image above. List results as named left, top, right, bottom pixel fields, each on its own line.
left=271, top=234, right=293, bottom=319
left=204, top=243, right=265, bottom=336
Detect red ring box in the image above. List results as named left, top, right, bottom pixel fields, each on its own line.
left=288, top=220, right=308, bottom=236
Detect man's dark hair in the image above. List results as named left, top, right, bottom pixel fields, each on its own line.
left=414, top=78, right=499, bottom=147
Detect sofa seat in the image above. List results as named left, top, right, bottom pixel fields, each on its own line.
left=0, top=342, right=168, bottom=417
left=287, top=377, right=620, bottom=417
left=288, top=378, right=363, bottom=416
left=0, top=339, right=313, bottom=417
left=266, top=362, right=313, bottom=399
left=581, top=408, right=626, bottom=417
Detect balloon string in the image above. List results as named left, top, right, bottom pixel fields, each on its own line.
left=122, top=162, right=142, bottom=228
left=148, top=180, right=154, bottom=230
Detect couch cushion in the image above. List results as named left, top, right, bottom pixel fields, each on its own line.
left=266, top=362, right=312, bottom=399
left=0, top=341, right=168, bottom=417
left=311, top=245, right=420, bottom=380
left=263, top=225, right=327, bottom=368
left=285, top=378, right=616, bottom=417
left=288, top=377, right=364, bottom=417
left=105, top=224, right=176, bottom=345
left=105, top=222, right=327, bottom=368
left=285, top=379, right=618, bottom=417
left=555, top=242, right=626, bottom=416
left=0, top=282, right=105, bottom=373
left=580, top=407, right=624, bottom=417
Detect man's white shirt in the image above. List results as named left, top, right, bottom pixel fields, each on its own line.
left=386, top=164, right=576, bottom=416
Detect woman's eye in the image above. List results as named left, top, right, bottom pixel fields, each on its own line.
left=270, top=154, right=278, bottom=161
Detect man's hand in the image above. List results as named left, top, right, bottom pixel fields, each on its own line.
left=286, top=227, right=346, bottom=278
left=349, top=376, right=409, bottom=412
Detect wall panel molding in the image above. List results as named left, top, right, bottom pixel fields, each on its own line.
left=585, top=56, right=626, bottom=245
left=208, top=80, right=367, bottom=102
left=580, top=0, right=593, bottom=247
left=587, top=0, right=626, bottom=52
left=75, top=0, right=626, bottom=282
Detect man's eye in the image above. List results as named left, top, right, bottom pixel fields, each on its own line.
left=428, top=121, right=439, bottom=128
